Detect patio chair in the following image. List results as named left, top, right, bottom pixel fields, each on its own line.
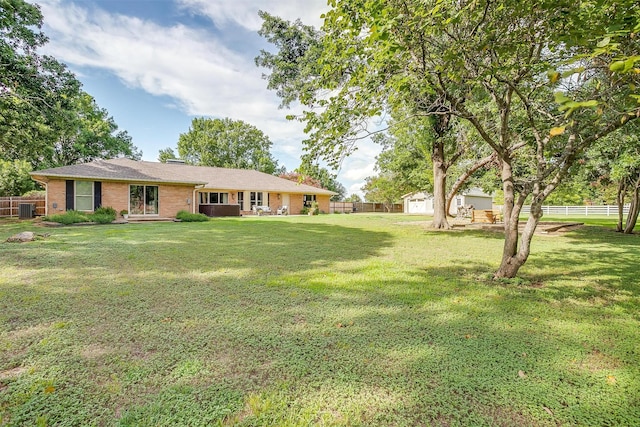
left=277, top=205, right=288, bottom=215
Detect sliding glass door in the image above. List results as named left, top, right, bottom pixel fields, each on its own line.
left=130, top=185, right=159, bottom=215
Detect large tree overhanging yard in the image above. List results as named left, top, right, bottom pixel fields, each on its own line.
left=256, top=1, right=640, bottom=278
left=1, top=215, right=639, bottom=426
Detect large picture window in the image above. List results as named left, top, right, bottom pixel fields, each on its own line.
left=130, top=185, right=159, bottom=215
left=75, top=181, right=93, bottom=211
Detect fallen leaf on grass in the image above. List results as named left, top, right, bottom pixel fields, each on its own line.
left=44, top=386, right=55, bottom=394
left=518, top=370, right=527, bottom=379
left=607, top=375, right=617, bottom=384
left=543, top=406, right=554, bottom=416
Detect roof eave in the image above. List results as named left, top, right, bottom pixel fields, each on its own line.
left=29, top=172, right=206, bottom=186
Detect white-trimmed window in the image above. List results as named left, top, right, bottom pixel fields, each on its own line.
left=75, top=181, right=94, bottom=211
left=199, top=192, right=229, bottom=204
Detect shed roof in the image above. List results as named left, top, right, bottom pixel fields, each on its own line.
left=31, top=158, right=336, bottom=195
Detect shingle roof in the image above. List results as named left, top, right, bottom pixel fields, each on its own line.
left=31, top=158, right=336, bottom=195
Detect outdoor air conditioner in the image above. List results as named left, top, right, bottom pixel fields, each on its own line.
left=19, top=203, right=35, bottom=219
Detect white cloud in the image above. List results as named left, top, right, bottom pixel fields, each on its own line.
left=177, top=0, right=327, bottom=30
left=35, top=0, right=376, bottom=199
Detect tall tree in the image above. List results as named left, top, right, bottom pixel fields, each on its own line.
left=361, top=174, right=401, bottom=211
left=1, top=0, right=138, bottom=175
left=279, top=164, right=347, bottom=201
left=0, top=0, right=81, bottom=163
left=0, top=159, right=34, bottom=196
left=158, top=147, right=177, bottom=163
left=269, top=0, right=639, bottom=278
left=177, top=117, right=280, bottom=174
left=580, top=124, right=640, bottom=233
left=256, top=10, right=500, bottom=229
left=45, top=92, right=140, bottom=167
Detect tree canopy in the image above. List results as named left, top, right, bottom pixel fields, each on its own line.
left=0, top=159, right=34, bottom=196
left=1, top=0, right=140, bottom=178
left=258, top=0, right=640, bottom=278
left=176, top=117, right=281, bottom=174
left=279, top=164, right=347, bottom=201
left=1, top=0, right=80, bottom=163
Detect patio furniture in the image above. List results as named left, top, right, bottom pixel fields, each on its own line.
left=277, top=205, right=288, bottom=215
left=253, top=205, right=271, bottom=215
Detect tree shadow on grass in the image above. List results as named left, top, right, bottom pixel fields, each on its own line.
left=2, top=221, right=639, bottom=425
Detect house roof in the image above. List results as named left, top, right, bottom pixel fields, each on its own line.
left=31, top=158, right=336, bottom=195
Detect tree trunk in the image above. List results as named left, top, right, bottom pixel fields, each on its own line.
left=616, top=179, right=627, bottom=233
left=623, top=176, right=640, bottom=234
left=431, top=142, right=450, bottom=229
left=494, top=158, right=525, bottom=278
left=494, top=196, right=542, bottom=279
left=445, top=153, right=496, bottom=217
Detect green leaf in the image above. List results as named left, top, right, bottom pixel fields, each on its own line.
left=554, top=92, right=571, bottom=104
left=561, top=67, right=585, bottom=78
left=596, top=37, right=611, bottom=48
left=609, top=60, right=626, bottom=72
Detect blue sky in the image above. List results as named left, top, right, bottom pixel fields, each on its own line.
left=34, top=0, right=381, bottom=197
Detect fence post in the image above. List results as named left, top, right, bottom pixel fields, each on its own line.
left=10, top=197, right=14, bottom=218
left=586, top=205, right=588, bottom=216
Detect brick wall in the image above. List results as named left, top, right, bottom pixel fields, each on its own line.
left=45, top=179, right=66, bottom=214
left=157, top=185, right=193, bottom=217
left=289, top=194, right=304, bottom=215
left=317, top=195, right=330, bottom=214
left=42, top=178, right=330, bottom=218
left=43, top=178, right=193, bottom=218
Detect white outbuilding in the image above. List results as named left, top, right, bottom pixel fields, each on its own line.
left=402, top=188, right=493, bottom=215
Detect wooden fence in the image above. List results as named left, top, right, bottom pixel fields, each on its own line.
left=0, top=196, right=46, bottom=217
left=330, top=201, right=403, bottom=213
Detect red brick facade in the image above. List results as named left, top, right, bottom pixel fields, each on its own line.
left=39, top=178, right=332, bottom=218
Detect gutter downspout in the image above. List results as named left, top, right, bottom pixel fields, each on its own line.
left=33, top=179, right=48, bottom=216
left=193, top=185, right=204, bottom=214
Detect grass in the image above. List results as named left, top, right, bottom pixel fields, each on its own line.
left=1, top=214, right=639, bottom=426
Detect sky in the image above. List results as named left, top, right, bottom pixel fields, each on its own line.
left=32, top=0, right=381, bottom=197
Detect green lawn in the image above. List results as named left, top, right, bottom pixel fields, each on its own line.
left=1, top=214, right=639, bottom=426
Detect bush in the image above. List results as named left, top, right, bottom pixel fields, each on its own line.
left=21, top=190, right=46, bottom=198
left=91, top=213, right=116, bottom=224
left=176, top=210, right=209, bottom=222
left=300, top=207, right=309, bottom=215
left=44, top=210, right=91, bottom=225
left=94, top=206, right=116, bottom=217
left=43, top=207, right=117, bottom=225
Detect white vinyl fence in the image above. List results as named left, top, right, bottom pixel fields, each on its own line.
left=519, top=205, right=630, bottom=216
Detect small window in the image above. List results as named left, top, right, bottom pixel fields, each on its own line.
left=75, top=181, right=93, bottom=211
left=303, top=194, right=317, bottom=208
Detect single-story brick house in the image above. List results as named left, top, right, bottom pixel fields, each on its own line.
left=402, top=188, right=493, bottom=215
left=30, top=158, right=335, bottom=218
